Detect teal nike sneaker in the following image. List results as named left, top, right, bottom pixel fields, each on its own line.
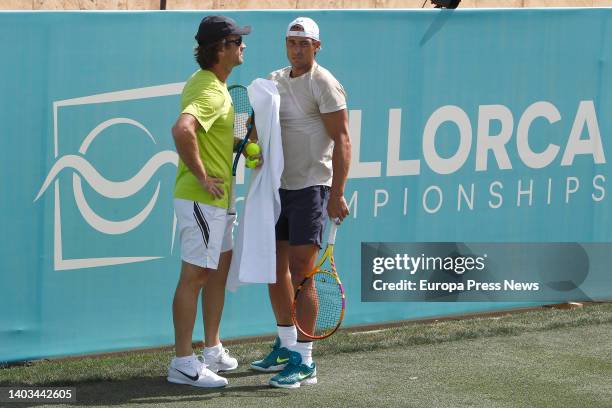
left=268, top=350, right=317, bottom=389
left=250, top=337, right=292, bottom=372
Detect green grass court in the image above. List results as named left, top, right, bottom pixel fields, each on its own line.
left=1, top=304, right=611, bottom=407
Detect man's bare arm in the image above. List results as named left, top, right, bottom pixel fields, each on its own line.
left=321, top=109, right=351, bottom=221
left=172, top=113, right=224, bottom=198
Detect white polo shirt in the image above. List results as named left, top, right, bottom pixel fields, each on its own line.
left=268, top=62, right=347, bottom=190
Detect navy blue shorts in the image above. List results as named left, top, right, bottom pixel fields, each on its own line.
left=275, top=186, right=330, bottom=247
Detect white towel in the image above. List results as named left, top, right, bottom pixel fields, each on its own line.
left=227, top=78, right=283, bottom=291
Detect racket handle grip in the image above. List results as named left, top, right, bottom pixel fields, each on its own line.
left=328, top=219, right=339, bottom=245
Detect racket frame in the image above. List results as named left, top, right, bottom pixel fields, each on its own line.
left=228, top=84, right=255, bottom=176
left=292, top=223, right=346, bottom=340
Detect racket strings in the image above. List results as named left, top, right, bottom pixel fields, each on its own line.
left=228, top=87, right=251, bottom=138
left=295, top=270, right=344, bottom=338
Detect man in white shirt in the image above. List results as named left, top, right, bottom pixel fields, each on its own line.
left=249, top=17, right=351, bottom=389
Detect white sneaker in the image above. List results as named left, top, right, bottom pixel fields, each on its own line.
left=167, top=354, right=228, bottom=388
left=203, top=348, right=238, bottom=373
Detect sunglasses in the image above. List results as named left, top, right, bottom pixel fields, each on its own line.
left=225, top=37, right=243, bottom=47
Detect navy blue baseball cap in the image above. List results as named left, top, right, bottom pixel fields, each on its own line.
left=195, top=15, right=251, bottom=46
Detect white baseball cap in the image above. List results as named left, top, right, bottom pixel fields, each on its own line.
left=286, top=17, right=320, bottom=41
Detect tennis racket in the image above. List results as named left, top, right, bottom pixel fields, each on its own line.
left=292, top=221, right=345, bottom=340
left=228, top=84, right=254, bottom=176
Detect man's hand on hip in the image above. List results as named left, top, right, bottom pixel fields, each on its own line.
left=200, top=176, right=224, bottom=199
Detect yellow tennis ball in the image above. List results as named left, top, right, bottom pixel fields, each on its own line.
left=245, top=157, right=259, bottom=168
left=245, top=142, right=261, bottom=157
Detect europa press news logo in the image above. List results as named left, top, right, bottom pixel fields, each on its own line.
left=33, top=83, right=185, bottom=271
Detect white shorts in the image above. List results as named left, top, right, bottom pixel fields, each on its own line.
left=174, top=199, right=236, bottom=270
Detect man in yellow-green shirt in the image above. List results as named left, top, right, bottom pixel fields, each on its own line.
left=167, top=15, right=250, bottom=389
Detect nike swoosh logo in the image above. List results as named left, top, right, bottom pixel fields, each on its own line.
left=175, top=368, right=199, bottom=381
left=276, top=357, right=289, bottom=364
left=297, top=373, right=311, bottom=381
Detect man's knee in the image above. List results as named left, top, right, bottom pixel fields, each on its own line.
left=179, top=262, right=211, bottom=287
left=289, top=254, right=317, bottom=282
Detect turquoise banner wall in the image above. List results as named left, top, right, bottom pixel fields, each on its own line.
left=1, top=8, right=610, bottom=362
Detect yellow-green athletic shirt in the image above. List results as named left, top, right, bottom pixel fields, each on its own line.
left=173, top=70, right=234, bottom=209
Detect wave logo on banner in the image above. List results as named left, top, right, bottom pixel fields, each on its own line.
left=34, top=83, right=185, bottom=271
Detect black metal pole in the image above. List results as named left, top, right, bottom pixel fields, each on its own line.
left=160, top=0, right=166, bottom=10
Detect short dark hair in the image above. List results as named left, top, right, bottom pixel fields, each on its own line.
left=194, top=40, right=224, bottom=69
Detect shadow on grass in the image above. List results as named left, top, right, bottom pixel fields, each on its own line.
left=7, top=376, right=286, bottom=407
left=222, top=369, right=270, bottom=379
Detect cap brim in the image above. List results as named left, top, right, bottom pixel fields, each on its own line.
left=231, top=25, right=251, bottom=35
